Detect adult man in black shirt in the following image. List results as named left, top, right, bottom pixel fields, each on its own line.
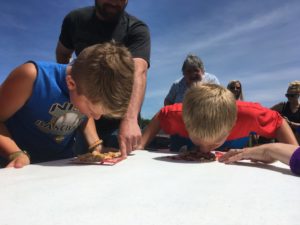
left=56, top=0, right=151, bottom=158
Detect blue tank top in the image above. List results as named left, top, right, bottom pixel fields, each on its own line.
left=5, top=61, right=86, bottom=162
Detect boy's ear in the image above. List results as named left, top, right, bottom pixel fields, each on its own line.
left=66, top=75, right=77, bottom=91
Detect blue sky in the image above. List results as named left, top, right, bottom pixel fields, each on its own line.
left=1, top=0, right=300, bottom=119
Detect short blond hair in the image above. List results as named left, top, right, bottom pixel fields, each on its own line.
left=287, top=80, right=300, bottom=93
left=183, top=83, right=237, bottom=141
left=71, top=42, right=134, bottom=118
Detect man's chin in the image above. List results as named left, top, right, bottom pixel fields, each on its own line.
left=96, top=5, right=124, bottom=21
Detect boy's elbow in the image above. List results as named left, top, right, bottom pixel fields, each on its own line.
left=276, top=121, right=299, bottom=145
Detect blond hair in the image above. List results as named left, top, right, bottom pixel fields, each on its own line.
left=287, top=80, right=300, bottom=93
left=183, top=83, right=237, bottom=141
left=71, top=42, right=134, bottom=118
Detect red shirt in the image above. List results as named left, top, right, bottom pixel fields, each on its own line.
left=158, top=101, right=282, bottom=141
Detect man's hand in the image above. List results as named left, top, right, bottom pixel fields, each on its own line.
left=6, top=152, right=30, bottom=169
left=118, top=118, right=141, bottom=158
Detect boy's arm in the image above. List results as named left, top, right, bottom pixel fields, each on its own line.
left=138, top=113, right=161, bottom=149
left=275, top=120, right=299, bottom=145
left=285, top=119, right=300, bottom=130
left=0, top=63, right=37, bottom=168
left=81, top=117, right=104, bottom=153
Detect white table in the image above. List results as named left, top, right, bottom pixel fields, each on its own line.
left=0, top=150, right=299, bottom=225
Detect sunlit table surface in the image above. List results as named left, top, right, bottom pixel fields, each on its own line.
left=0, top=150, right=299, bottom=225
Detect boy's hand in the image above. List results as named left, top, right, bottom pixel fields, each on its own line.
left=6, top=152, right=30, bottom=168
left=118, top=118, right=141, bottom=158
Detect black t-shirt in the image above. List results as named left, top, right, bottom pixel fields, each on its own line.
left=282, top=102, right=300, bottom=131
left=58, top=6, right=151, bottom=134
left=59, top=6, right=151, bottom=66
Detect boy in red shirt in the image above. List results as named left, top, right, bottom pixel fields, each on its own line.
left=139, top=83, right=298, bottom=152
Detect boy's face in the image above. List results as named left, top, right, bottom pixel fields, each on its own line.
left=70, top=92, right=105, bottom=120
left=190, top=134, right=228, bottom=153
left=66, top=75, right=106, bottom=120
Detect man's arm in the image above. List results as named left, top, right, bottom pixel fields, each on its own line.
left=118, top=58, right=148, bottom=157
left=0, top=63, right=37, bottom=168
left=56, top=41, right=74, bottom=64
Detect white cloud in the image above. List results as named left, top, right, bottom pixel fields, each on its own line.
left=0, top=12, right=27, bottom=30
left=151, top=2, right=300, bottom=65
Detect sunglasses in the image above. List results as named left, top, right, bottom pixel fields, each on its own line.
left=229, top=86, right=241, bottom=90
left=285, top=94, right=299, bottom=98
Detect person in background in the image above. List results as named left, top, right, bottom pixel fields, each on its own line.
left=164, top=54, right=220, bottom=105
left=227, top=80, right=259, bottom=146
left=271, top=81, right=300, bottom=143
left=138, top=83, right=298, bottom=153
left=219, top=143, right=300, bottom=176
left=0, top=42, right=134, bottom=168
left=56, top=0, right=151, bottom=157
left=163, top=54, right=220, bottom=151
left=227, top=80, right=244, bottom=101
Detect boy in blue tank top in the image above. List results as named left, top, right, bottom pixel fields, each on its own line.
left=0, top=42, right=134, bottom=168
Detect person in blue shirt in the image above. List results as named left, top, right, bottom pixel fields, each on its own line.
left=0, top=42, right=134, bottom=168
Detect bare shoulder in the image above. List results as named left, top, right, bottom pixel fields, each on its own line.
left=0, top=62, right=37, bottom=120
left=2, top=62, right=37, bottom=84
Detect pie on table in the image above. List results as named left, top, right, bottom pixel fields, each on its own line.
left=73, top=151, right=122, bottom=165
left=167, top=150, right=217, bottom=162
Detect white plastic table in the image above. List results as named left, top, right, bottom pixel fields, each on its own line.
left=0, top=150, right=299, bottom=225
